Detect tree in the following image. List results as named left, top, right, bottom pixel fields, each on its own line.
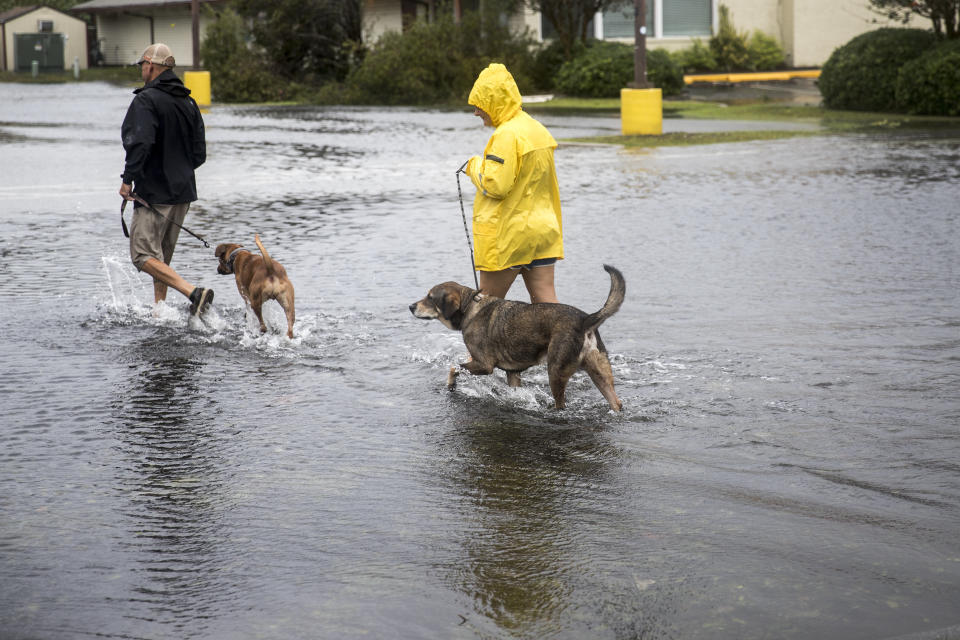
left=525, top=0, right=630, bottom=59
left=869, top=0, right=960, bottom=40
left=0, top=0, right=78, bottom=12
left=233, top=0, right=363, bottom=81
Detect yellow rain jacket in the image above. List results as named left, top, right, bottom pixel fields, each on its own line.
left=465, top=63, right=563, bottom=272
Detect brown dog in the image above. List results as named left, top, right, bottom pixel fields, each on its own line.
left=410, top=265, right=625, bottom=411
left=214, top=235, right=296, bottom=338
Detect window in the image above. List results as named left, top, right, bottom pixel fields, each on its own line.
left=602, top=3, right=652, bottom=39
left=600, top=0, right=712, bottom=39
left=37, top=20, right=54, bottom=33
left=663, top=0, right=711, bottom=36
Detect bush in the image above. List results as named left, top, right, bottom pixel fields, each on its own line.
left=710, top=4, right=750, bottom=71
left=554, top=41, right=683, bottom=97
left=746, top=30, right=785, bottom=71
left=201, top=7, right=288, bottom=102
left=672, top=39, right=717, bottom=73
left=818, top=28, right=936, bottom=112
left=554, top=41, right=631, bottom=97
left=346, top=22, right=472, bottom=104
left=343, top=12, right=536, bottom=104
left=531, top=39, right=584, bottom=92
left=895, top=39, right=960, bottom=116
left=646, top=49, right=685, bottom=96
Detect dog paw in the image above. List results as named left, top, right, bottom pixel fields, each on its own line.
left=446, top=366, right=460, bottom=388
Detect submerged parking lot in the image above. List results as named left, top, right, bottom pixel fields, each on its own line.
left=1, top=81, right=959, bottom=639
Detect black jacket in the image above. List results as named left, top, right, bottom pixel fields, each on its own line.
left=121, top=69, right=206, bottom=206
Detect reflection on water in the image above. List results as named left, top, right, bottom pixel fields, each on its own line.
left=1, top=82, right=959, bottom=640
left=443, top=418, right=612, bottom=635
left=112, top=349, right=228, bottom=635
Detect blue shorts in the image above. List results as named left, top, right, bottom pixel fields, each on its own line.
left=509, top=257, right=557, bottom=271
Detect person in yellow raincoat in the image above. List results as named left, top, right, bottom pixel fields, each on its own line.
left=464, top=63, right=564, bottom=303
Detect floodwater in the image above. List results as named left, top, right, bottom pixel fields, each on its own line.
left=1, top=82, right=959, bottom=640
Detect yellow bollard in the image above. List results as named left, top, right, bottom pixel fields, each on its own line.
left=183, top=71, right=211, bottom=107
left=620, top=88, right=663, bottom=135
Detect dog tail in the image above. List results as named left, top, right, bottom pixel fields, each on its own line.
left=582, top=265, right=625, bottom=333
left=254, top=234, right=274, bottom=272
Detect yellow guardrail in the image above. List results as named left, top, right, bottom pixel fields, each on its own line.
left=684, top=69, right=821, bottom=84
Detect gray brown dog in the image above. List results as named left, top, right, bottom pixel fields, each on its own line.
left=410, top=264, right=625, bottom=411
left=215, top=235, right=296, bottom=339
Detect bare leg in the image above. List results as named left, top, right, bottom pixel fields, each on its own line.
left=153, top=281, right=168, bottom=303
left=140, top=257, right=195, bottom=304
left=520, top=264, right=558, bottom=303
left=478, top=268, right=520, bottom=298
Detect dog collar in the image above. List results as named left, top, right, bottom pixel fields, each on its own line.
left=226, top=247, right=249, bottom=272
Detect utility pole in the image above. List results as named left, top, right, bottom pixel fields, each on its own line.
left=634, top=0, right=649, bottom=88
left=191, top=0, right=200, bottom=69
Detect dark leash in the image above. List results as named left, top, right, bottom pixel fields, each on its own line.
left=455, top=160, right=480, bottom=291
left=120, top=193, right=211, bottom=248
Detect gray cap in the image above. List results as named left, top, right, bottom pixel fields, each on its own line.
left=136, top=43, right=175, bottom=67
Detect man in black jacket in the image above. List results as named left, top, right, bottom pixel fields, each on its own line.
left=119, top=43, right=213, bottom=317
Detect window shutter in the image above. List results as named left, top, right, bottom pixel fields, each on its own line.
left=663, top=0, right=712, bottom=36
left=602, top=4, right=654, bottom=39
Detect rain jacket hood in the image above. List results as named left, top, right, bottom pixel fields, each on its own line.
left=468, top=63, right=522, bottom=127
left=465, top=64, right=563, bottom=272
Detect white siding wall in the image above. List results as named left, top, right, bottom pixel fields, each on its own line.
left=95, top=9, right=215, bottom=67
left=96, top=13, right=151, bottom=66
left=783, top=0, right=930, bottom=67
left=3, top=7, right=88, bottom=71
left=593, top=0, right=935, bottom=67
left=297, top=0, right=938, bottom=69
left=362, top=1, right=539, bottom=46
left=510, top=5, right=540, bottom=40
left=363, top=0, right=403, bottom=45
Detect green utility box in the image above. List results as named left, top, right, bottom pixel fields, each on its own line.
left=15, top=33, right=64, bottom=72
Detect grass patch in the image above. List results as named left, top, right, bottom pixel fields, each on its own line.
left=0, top=66, right=138, bottom=86
left=525, top=97, right=622, bottom=114
left=567, top=129, right=821, bottom=148
left=529, top=95, right=959, bottom=127
left=538, top=95, right=960, bottom=146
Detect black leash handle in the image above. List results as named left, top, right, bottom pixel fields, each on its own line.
left=455, top=160, right=480, bottom=291
left=119, top=193, right=211, bottom=248
left=120, top=198, right=130, bottom=238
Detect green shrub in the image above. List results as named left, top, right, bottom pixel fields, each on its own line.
left=710, top=4, right=750, bottom=71
left=646, top=49, right=684, bottom=96
left=531, top=39, right=585, bottom=92
left=554, top=41, right=683, bottom=97
left=818, top=28, right=936, bottom=112
left=344, top=12, right=536, bottom=104
left=672, top=38, right=717, bottom=73
left=554, top=41, right=631, bottom=97
left=895, top=39, right=960, bottom=116
left=746, top=30, right=785, bottom=70
left=201, top=7, right=287, bottom=102
left=346, top=22, right=470, bottom=104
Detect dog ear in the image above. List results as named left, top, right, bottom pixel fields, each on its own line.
left=437, top=290, right=460, bottom=320
left=436, top=289, right=464, bottom=330
left=214, top=245, right=226, bottom=259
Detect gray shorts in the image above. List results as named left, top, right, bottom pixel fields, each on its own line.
left=129, top=202, right=190, bottom=271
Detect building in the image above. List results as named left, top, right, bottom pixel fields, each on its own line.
left=69, top=0, right=223, bottom=67
left=363, top=0, right=539, bottom=48
left=0, top=5, right=89, bottom=72
left=363, top=0, right=932, bottom=68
